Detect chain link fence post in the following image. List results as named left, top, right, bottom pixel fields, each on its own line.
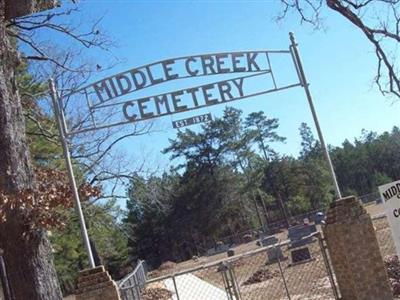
left=220, top=261, right=242, bottom=300
left=317, top=232, right=340, bottom=299
left=227, top=262, right=242, bottom=300
left=172, top=275, right=180, bottom=300
left=220, top=262, right=236, bottom=300
left=140, top=233, right=341, bottom=299
left=276, top=244, right=291, bottom=300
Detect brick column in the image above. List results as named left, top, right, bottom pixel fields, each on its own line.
left=323, top=196, right=392, bottom=300
left=76, top=266, right=120, bottom=300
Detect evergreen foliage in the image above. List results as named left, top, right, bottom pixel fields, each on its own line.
left=17, top=59, right=130, bottom=295
left=124, top=107, right=400, bottom=268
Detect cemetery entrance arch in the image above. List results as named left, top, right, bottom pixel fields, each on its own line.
left=49, top=32, right=341, bottom=268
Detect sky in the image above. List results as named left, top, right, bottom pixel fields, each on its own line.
left=37, top=0, right=400, bottom=172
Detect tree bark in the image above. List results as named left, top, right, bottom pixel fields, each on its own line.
left=0, top=2, right=62, bottom=299
left=1, top=227, right=62, bottom=300
left=5, top=0, right=58, bottom=20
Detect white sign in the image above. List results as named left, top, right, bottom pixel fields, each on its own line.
left=379, top=180, right=400, bottom=256
left=172, top=113, right=212, bottom=129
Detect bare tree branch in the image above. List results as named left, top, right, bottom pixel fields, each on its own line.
left=278, top=0, right=400, bottom=99
left=9, top=7, right=159, bottom=203
left=7, top=5, right=117, bottom=73
left=326, top=0, right=400, bottom=97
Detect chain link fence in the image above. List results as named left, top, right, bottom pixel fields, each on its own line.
left=139, top=232, right=338, bottom=300
left=119, top=206, right=397, bottom=300
left=119, top=260, right=147, bottom=300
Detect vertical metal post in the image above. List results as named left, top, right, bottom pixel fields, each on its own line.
left=289, top=32, right=342, bottom=200
left=128, top=277, right=135, bottom=299
left=276, top=245, right=291, bottom=300
left=48, top=79, right=95, bottom=269
left=220, top=262, right=234, bottom=300
left=317, top=233, right=340, bottom=299
left=227, top=264, right=242, bottom=300
left=133, top=275, right=141, bottom=299
left=172, top=275, right=181, bottom=300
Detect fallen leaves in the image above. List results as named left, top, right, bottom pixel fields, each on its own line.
left=142, top=288, right=172, bottom=300
left=242, top=267, right=280, bottom=286
left=385, top=255, right=400, bottom=296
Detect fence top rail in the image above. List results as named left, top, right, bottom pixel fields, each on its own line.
left=118, top=260, right=146, bottom=288
left=371, top=213, right=386, bottom=220
left=145, top=231, right=321, bottom=285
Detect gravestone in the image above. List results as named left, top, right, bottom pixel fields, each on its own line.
left=257, top=235, right=278, bottom=247
left=315, top=212, right=325, bottom=224
left=206, top=244, right=231, bottom=256
left=290, top=247, right=312, bottom=265
left=257, top=236, right=287, bottom=264
left=266, top=246, right=285, bottom=264
left=242, top=234, right=253, bottom=243
left=288, top=224, right=317, bottom=248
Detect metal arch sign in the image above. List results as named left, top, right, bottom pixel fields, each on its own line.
left=59, top=49, right=302, bottom=135
left=49, top=33, right=344, bottom=270
left=88, top=51, right=272, bottom=104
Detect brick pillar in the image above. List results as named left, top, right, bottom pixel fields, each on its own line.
left=76, top=266, right=120, bottom=300
left=323, top=196, right=392, bottom=300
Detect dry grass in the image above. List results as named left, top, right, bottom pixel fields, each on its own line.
left=149, top=239, right=336, bottom=299
left=61, top=203, right=394, bottom=300
left=146, top=203, right=397, bottom=300
left=153, top=203, right=389, bottom=275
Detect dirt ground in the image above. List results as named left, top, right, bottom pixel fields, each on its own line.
left=146, top=238, right=336, bottom=300
left=149, top=202, right=387, bottom=278
left=143, top=202, right=395, bottom=300
left=66, top=202, right=392, bottom=300
left=365, top=201, right=385, bottom=216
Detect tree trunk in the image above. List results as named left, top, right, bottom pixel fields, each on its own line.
left=5, top=0, right=58, bottom=20
left=251, top=194, right=265, bottom=232
left=0, top=2, right=62, bottom=299
left=1, top=225, right=62, bottom=300
left=276, top=193, right=289, bottom=228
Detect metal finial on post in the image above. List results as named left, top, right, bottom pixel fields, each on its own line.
left=48, top=78, right=96, bottom=269
left=289, top=31, right=295, bottom=43
left=288, top=32, right=342, bottom=200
